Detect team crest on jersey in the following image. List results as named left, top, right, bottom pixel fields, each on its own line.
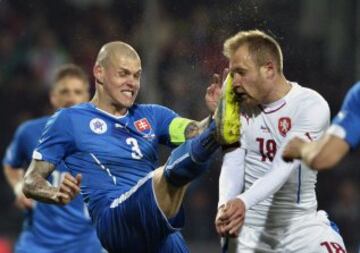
left=89, top=118, right=108, bottom=134
left=134, top=118, right=156, bottom=139
left=134, top=118, right=152, bottom=132
left=278, top=117, right=291, bottom=137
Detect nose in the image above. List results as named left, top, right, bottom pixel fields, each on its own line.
left=126, top=75, right=139, bottom=88
left=232, top=73, right=242, bottom=89
left=64, top=91, right=84, bottom=106
left=64, top=96, right=79, bottom=107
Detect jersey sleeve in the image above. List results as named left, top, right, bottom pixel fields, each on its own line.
left=331, top=83, right=360, bottom=149
left=2, top=123, right=28, bottom=168
left=218, top=148, right=245, bottom=207
left=32, top=109, right=74, bottom=166
left=151, top=105, right=192, bottom=146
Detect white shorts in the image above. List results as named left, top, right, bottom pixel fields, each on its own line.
left=223, top=211, right=346, bottom=253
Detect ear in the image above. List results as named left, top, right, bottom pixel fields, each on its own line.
left=261, top=61, right=275, bottom=79
left=49, top=90, right=59, bottom=108
left=93, top=64, right=104, bottom=85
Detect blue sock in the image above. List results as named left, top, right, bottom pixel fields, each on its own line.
left=164, top=121, right=219, bottom=186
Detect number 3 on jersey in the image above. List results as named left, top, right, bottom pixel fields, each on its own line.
left=126, top=137, right=143, bottom=159
left=256, top=137, right=277, bottom=161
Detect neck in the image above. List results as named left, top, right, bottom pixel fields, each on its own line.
left=263, top=74, right=291, bottom=104
left=91, top=91, right=128, bottom=116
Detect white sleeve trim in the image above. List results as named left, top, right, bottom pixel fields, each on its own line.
left=327, top=124, right=346, bottom=139
left=218, top=148, right=245, bottom=208
left=32, top=150, right=43, bottom=160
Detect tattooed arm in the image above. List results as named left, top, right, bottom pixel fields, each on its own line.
left=184, top=116, right=213, bottom=140
left=23, top=160, right=81, bottom=205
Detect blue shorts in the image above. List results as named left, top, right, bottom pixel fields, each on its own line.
left=96, top=172, right=189, bottom=253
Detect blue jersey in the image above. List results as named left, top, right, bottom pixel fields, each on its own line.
left=34, top=103, right=180, bottom=217
left=332, top=82, right=360, bottom=149
left=34, top=103, right=190, bottom=252
left=3, top=116, right=102, bottom=253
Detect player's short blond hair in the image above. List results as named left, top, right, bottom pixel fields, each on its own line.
left=223, top=30, right=283, bottom=73
left=96, top=41, right=140, bottom=68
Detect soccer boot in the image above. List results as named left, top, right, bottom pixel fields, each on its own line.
left=214, top=74, right=241, bottom=145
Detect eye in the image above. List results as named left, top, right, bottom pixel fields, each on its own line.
left=134, top=72, right=141, bottom=80
left=74, top=89, right=85, bottom=95
left=118, top=71, right=127, bottom=77
left=59, top=89, right=69, bottom=95
left=236, top=69, right=246, bottom=76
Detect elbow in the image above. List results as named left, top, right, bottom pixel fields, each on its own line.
left=309, top=156, right=331, bottom=170
left=309, top=153, right=340, bottom=170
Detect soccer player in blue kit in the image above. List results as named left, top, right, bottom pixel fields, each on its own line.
left=22, top=42, right=240, bottom=252
left=3, top=64, right=103, bottom=253
left=283, top=81, right=360, bottom=169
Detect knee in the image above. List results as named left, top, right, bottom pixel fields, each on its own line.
left=152, top=168, right=187, bottom=218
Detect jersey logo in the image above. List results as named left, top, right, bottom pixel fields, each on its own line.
left=278, top=117, right=291, bottom=137
left=134, top=118, right=156, bottom=140
left=134, top=118, right=151, bottom=132
left=90, top=118, right=108, bottom=134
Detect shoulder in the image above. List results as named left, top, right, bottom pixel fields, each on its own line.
left=51, top=103, right=92, bottom=119
left=287, top=83, right=330, bottom=119
left=292, top=83, right=329, bottom=108
left=343, top=81, right=360, bottom=108
left=348, top=81, right=360, bottom=95
left=16, top=116, right=50, bottom=134
left=66, top=102, right=93, bottom=114
left=287, top=83, right=330, bottom=130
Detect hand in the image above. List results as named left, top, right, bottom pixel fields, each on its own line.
left=215, top=198, right=245, bottom=238
left=53, top=173, right=82, bottom=205
left=282, top=137, right=306, bottom=162
left=205, top=69, right=229, bottom=113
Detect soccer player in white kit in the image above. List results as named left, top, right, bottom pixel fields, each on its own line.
left=215, top=30, right=347, bottom=253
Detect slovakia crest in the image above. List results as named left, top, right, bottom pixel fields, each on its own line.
left=90, top=118, right=107, bottom=134
left=134, top=118, right=152, bottom=133
left=278, top=117, right=291, bottom=137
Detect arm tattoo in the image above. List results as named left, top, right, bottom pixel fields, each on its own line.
left=23, top=160, right=59, bottom=204
left=184, top=122, right=200, bottom=139
left=184, top=115, right=212, bottom=139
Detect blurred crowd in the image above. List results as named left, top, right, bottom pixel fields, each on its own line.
left=0, top=0, right=359, bottom=252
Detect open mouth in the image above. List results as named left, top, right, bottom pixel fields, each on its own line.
left=235, top=92, right=248, bottom=102
left=121, top=90, right=134, bottom=98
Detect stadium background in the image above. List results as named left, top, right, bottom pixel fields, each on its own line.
left=0, top=0, right=359, bottom=252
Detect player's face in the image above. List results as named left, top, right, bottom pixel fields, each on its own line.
left=51, top=77, right=89, bottom=109
left=99, top=56, right=141, bottom=110
left=229, top=45, right=270, bottom=106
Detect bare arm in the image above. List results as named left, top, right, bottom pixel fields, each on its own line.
left=3, top=165, right=24, bottom=190
left=23, top=160, right=81, bottom=205
left=283, top=134, right=350, bottom=170
left=3, top=165, right=33, bottom=209
left=309, top=134, right=350, bottom=169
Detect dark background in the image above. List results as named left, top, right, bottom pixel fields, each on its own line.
left=0, top=1, right=359, bottom=252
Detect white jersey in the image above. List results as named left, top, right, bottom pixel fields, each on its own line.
left=219, top=82, right=330, bottom=228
